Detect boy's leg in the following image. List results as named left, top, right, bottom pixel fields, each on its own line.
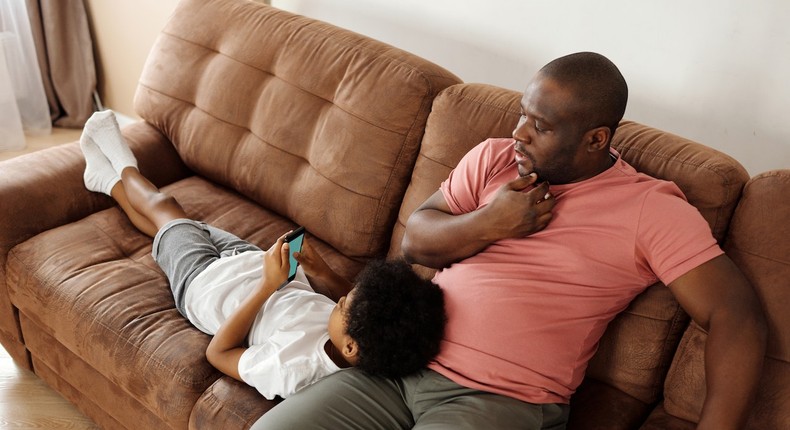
left=203, top=225, right=262, bottom=257
left=119, top=166, right=188, bottom=231
left=251, top=369, right=414, bottom=430
left=109, top=181, right=158, bottom=238
left=80, top=110, right=186, bottom=234
left=152, top=219, right=222, bottom=318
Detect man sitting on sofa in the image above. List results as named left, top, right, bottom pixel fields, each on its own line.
left=253, top=52, right=766, bottom=429
left=78, top=111, right=447, bottom=400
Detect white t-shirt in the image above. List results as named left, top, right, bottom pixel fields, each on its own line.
left=185, top=250, right=341, bottom=399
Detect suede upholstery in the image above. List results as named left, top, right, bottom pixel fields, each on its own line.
left=0, top=0, right=785, bottom=428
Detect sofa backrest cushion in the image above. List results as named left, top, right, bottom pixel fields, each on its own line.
left=392, top=82, right=750, bottom=404
left=134, top=0, right=460, bottom=259
left=662, top=170, right=790, bottom=428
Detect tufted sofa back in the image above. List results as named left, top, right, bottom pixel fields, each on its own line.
left=134, top=0, right=460, bottom=260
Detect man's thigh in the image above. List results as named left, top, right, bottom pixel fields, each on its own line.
left=409, top=370, right=569, bottom=430
left=251, top=369, right=414, bottom=430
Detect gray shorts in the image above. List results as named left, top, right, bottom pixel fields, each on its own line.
left=152, top=219, right=261, bottom=317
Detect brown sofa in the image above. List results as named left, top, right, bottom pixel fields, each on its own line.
left=0, top=0, right=786, bottom=428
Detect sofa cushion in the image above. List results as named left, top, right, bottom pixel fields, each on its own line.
left=656, top=170, right=790, bottom=429
left=612, top=121, right=749, bottom=243
left=134, top=0, right=460, bottom=260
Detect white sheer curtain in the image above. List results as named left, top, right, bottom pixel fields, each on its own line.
left=0, top=0, right=50, bottom=149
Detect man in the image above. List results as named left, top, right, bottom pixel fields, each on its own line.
left=253, top=52, right=766, bottom=429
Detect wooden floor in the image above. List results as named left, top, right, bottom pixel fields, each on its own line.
left=0, top=127, right=82, bottom=162
left=1, top=128, right=100, bottom=428
left=0, top=346, right=99, bottom=429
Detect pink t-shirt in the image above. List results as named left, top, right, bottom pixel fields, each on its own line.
left=428, top=138, right=722, bottom=404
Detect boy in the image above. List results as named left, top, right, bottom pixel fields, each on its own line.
left=79, top=110, right=446, bottom=399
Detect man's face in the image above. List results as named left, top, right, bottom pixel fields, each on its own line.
left=512, top=74, right=590, bottom=185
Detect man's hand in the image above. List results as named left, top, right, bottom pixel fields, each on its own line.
left=403, top=173, right=556, bottom=269
left=481, top=174, right=556, bottom=241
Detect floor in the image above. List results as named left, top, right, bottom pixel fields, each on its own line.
left=0, top=346, right=99, bottom=429
left=1, top=128, right=100, bottom=428
left=0, top=127, right=83, bottom=162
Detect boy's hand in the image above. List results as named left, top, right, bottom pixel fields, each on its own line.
left=294, top=239, right=333, bottom=280
left=261, top=233, right=290, bottom=292
left=294, top=238, right=352, bottom=299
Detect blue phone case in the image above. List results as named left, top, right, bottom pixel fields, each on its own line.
left=280, top=227, right=305, bottom=289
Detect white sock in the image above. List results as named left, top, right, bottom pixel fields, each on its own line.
left=80, top=132, right=121, bottom=195
left=83, top=110, right=138, bottom=175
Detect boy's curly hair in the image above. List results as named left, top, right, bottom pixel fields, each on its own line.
left=345, top=259, right=446, bottom=378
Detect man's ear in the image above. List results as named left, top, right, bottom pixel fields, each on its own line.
left=584, top=126, right=611, bottom=152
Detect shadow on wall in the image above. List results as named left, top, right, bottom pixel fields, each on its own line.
left=278, top=1, right=790, bottom=175
left=627, top=92, right=790, bottom=176
left=282, top=1, right=540, bottom=92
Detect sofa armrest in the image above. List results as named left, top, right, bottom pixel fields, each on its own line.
left=0, top=120, right=190, bottom=365
left=0, top=121, right=189, bottom=254
left=189, top=377, right=276, bottom=429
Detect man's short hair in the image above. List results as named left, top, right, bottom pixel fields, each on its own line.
left=539, top=52, right=628, bottom=136
left=346, top=259, right=446, bottom=378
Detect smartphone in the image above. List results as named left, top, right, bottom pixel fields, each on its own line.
left=280, top=226, right=305, bottom=289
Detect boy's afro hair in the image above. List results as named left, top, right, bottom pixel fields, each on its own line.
left=345, top=259, right=446, bottom=378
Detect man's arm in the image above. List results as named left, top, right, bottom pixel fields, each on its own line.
left=667, top=254, right=767, bottom=430
left=402, top=174, right=555, bottom=269
left=205, top=235, right=290, bottom=381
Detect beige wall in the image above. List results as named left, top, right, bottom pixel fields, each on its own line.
left=84, top=0, right=180, bottom=118
left=276, top=0, right=790, bottom=176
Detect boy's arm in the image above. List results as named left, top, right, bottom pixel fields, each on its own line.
left=206, top=235, right=290, bottom=381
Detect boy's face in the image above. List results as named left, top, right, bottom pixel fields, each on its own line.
left=328, top=288, right=356, bottom=361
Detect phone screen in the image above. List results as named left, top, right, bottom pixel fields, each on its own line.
left=284, top=227, right=305, bottom=282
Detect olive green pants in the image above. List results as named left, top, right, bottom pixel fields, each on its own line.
left=252, top=368, right=569, bottom=429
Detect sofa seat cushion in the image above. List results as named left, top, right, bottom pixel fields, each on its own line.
left=6, top=175, right=357, bottom=428
left=8, top=203, right=214, bottom=428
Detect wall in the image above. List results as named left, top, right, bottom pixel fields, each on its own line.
left=273, top=0, right=790, bottom=176
left=83, top=0, right=789, bottom=175
left=84, top=0, right=180, bottom=118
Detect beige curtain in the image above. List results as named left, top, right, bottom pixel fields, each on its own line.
left=25, top=0, right=96, bottom=128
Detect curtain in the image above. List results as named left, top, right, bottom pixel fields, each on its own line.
left=0, top=0, right=50, bottom=136
left=25, top=0, right=97, bottom=128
